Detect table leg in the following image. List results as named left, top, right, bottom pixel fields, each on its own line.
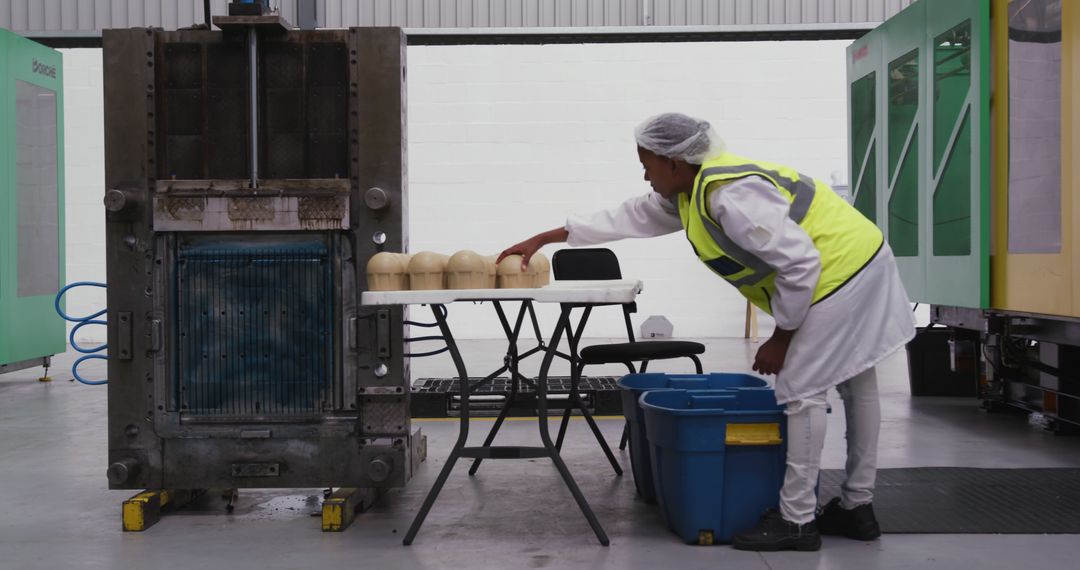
left=537, top=308, right=610, bottom=546
left=555, top=306, right=591, bottom=445
left=403, top=304, right=468, bottom=546
left=469, top=300, right=529, bottom=476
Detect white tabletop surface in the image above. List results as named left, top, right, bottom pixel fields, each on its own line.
left=360, top=279, right=643, bottom=306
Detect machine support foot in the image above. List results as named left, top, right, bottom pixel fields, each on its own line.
left=122, top=489, right=201, bottom=532
left=322, top=488, right=377, bottom=532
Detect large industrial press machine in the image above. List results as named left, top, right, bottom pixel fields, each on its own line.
left=102, top=7, right=423, bottom=527
left=0, top=29, right=65, bottom=377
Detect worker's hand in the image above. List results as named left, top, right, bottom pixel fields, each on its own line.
left=752, top=328, right=795, bottom=376
left=497, top=228, right=569, bottom=271
left=497, top=236, right=546, bottom=271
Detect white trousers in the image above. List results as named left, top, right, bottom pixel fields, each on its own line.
left=778, top=367, right=880, bottom=524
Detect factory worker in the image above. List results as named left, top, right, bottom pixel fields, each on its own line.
left=498, top=112, right=915, bottom=551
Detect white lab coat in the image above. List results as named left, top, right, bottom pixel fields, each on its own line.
left=565, top=176, right=915, bottom=404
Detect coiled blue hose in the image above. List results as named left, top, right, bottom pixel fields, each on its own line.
left=54, top=282, right=108, bottom=385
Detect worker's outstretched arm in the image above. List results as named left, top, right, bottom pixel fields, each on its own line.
left=499, top=192, right=682, bottom=271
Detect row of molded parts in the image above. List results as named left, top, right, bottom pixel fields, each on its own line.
left=367, top=250, right=551, bottom=291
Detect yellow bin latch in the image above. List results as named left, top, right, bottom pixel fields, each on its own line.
left=725, top=423, right=783, bottom=446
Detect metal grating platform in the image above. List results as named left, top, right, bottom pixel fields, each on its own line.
left=410, top=376, right=623, bottom=418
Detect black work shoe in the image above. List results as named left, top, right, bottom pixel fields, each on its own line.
left=815, top=497, right=882, bottom=541
left=732, top=509, right=821, bottom=552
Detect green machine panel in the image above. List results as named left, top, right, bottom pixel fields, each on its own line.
left=0, top=29, right=66, bottom=371
left=847, top=0, right=991, bottom=308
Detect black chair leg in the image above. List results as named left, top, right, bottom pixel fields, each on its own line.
left=617, top=361, right=635, bottom=452
left=689, top=354, right=703, bottom=374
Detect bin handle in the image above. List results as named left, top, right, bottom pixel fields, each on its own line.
left=688, top=394, right=735, bottom=409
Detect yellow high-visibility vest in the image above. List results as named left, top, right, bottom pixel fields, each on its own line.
left=677, top=153, right=884, bottom=316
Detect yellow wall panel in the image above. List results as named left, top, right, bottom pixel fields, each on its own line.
left=992, top=0, right=1077, bottom=317
left=991, top=0, right=1009, bottom=310
left=1069, top=0, right=1080, bottom=316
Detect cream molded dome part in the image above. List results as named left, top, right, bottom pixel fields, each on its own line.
left=497, top=254, right=532, bottom=288
left=483, top=255, right=498, bottom=288
left=447, top=250, right=489, bottom=289
left=529, top=252, right=551, bottom=287
left=408, top=251, right=449, bottom=290
left=367, top=252, right=411, bottom=291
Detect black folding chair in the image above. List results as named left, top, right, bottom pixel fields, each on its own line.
left=551, top=248, right=705, bottom=468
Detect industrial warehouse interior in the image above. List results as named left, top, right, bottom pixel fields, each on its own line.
left=2, top=1, right=1080, bottom=569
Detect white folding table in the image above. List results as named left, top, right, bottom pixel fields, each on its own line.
left=362, top=279, right=643, bottom=546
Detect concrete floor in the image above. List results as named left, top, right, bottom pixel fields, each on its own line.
left=3, top=338, right=1080, bottom=570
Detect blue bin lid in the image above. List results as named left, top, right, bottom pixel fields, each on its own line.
left=640, top=388, right=782, bottom=415
left=617, top=372, right=768, bottom=393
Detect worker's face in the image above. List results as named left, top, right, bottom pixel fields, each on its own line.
left=637, top=147, right=694, bottom=199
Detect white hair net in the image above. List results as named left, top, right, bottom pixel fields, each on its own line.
left=634, top=112, right=723, bottom=165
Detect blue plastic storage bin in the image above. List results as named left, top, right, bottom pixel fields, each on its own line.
left=616, top=373, right=768, bottom=502
left=640, top=388, right=786, bottom=544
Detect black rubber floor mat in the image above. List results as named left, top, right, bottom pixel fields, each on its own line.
left=819, top=467, right=1080, bottom=534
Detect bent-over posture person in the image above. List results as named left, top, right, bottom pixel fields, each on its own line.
left=498, top=112, right=916, bottom=551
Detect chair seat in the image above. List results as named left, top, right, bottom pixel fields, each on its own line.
left=580, top=341, right=705, bottom=364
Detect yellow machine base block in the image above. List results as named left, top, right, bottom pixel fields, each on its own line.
left=322, top=488, right=376, bottom=532
left=122, top=490, right=169, bottom=532
left=122, top=490, right=201, bottom=532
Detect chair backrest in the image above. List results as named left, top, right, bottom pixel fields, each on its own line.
left=552, top=248, right=635, bottom=342
left=552, top=248, right=622, bottom=281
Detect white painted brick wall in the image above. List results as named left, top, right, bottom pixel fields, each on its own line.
left=406, top=40, right=853, bottom=339
left=60, top=49, right=107, bottom=346
left=60, top=40, right=854, bottom=343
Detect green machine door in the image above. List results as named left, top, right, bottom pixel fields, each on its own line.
left=923, top=0, right=991, bottom=308
left=847, top=23, right=883, bottom=240
left=0, top=29, right=66, bottom=368
left=847, top=0, right=990, bottom=309
left=882, top=1, right=928, bottom=301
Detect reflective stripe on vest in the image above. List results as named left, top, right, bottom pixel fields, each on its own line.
left=692, top=166, right=817, bottom=287
left=679, top=153, right=885, bottom=315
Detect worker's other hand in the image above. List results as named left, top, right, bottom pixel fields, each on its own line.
left=497, top=236, right=544, bottom=271
left=752, top=329, right=794, bottom=376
